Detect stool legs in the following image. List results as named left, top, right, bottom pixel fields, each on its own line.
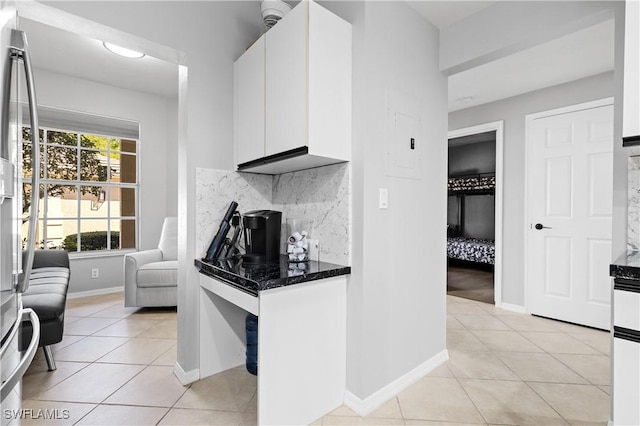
left=43, top=346, right=56, bottom=371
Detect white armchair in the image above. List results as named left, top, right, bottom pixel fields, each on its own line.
left=124, top=217, right=178, bottom=307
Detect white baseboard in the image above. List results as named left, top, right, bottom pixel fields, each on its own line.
left=174, top=361, right=199, bottom=385
left=499, top=302, right=527, bottom=314
left=67, top=286, right=124, bottom=300
left=344, top=349, right=449, bottom=417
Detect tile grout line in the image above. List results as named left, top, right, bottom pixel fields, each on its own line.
left=521, top=379, right=572, bottom=425
left=449, top=300, right=494, bottom=425
left=26, top=292, right=181, bottom=425
left=548, top=352, right=611, bottom=388
left=29, top=299, right=134, bottom=402
left=26, top=361, right=93, bottom=402
left=451, top=374, right=490, bottom=425
left=460, top=296, right=610, bottom=425
left=452, top=297, right=590, bottom=426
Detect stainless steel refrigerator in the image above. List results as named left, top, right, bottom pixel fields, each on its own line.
left=1, top=1, right=41, bottom=421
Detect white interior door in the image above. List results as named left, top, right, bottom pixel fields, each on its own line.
left=527, top=99, right=613, bottom=330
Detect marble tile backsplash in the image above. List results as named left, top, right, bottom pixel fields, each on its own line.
left=195, top=163, right=351, bottom=265
left=195, top=168, right=272, bottom=258
left=273, top=163, right=350, bottom=265
left=629, top=156, right=640, bottom=251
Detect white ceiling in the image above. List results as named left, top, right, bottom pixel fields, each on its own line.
left=20, top=2, right=616, bottom=112
left=448, top=18, right=615, bottom=111
left=406, top=1, right=615, bottom=112
left=406, top=1, right=498, bottom=30
left=20, top=18, right=179, bottom=99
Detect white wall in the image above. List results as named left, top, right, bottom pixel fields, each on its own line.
left=32, top=67, right=177, bottom=293
left=449, top=71, right=614, bottom=306
left=166, top=100, right=179, bottom=217
left=612, top=2, right=631, bottom=263
left=322, top=0, right=448, bottom=402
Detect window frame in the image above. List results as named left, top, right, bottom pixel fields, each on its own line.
left=21, top=125, right=140, bottom=257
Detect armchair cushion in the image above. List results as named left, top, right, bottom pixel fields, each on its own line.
left=137, top=260, right=178, bottom=288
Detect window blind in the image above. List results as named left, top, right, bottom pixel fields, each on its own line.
left=20, top=103, right=139, bottom=140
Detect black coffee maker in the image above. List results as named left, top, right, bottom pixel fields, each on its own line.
left=242, top=210, right=282, bottom=264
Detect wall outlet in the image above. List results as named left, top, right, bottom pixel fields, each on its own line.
left=91, top=268, right=99, bottom=279
left=307, top=239, right=320, bottom=262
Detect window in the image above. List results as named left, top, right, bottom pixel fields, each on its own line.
left=21, top=126, right=138, bottom=253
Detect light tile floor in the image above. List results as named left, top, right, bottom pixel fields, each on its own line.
left=22, top=292, right=611, bottom=425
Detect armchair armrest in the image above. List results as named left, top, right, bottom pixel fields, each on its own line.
left=124, top=249, right=163, bottom=307
left=125, top=249, right=163, bottom=269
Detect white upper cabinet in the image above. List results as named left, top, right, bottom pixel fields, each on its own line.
left=234, top=36, right=266, bottom=165
left=234, top=0, right=352, bottom=174
left=623, top=0, right=640, bottom=146
left=265, top=2, right=307, bottom=157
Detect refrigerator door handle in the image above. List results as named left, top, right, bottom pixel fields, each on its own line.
left=0, top=308, right=40, bottom=402
left=10, top=29, right=40, bottom=293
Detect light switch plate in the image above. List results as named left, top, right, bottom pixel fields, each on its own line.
left=379, top=188, right=388, bottom=209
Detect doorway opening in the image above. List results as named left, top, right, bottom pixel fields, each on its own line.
left=447, top=122, right=504, bottom=305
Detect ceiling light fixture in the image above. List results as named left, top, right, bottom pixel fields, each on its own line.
left=103, top=42, right=145, bottom=59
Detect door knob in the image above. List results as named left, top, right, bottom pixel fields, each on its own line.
left=534, top=223, right=551, bottom=230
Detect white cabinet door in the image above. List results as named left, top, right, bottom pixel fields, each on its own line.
left=265, top=1, right=307, bottom=157
left=234, top=36, right=265, bottom=166
left=307, top=0, right=351, bottom=162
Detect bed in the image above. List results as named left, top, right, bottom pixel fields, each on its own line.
left=447, top=236, right=495, bottom=265
left=447, top=172, right=496, bottom=266
left=448, top=173, right=495, bottom=195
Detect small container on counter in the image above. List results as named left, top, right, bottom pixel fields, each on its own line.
left=285, top=218, right=313, bottom=262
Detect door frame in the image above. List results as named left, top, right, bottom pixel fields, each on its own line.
left=523, top=97, right=614, bottom=315
left=448, top=120, right=504, bottom=307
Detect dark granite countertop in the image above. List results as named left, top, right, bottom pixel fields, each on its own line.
left=610, top=251, right=640, bottom=281
left=195, top=255, right=351, bottom=296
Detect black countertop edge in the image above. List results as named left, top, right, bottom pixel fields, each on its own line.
left=197, top=260, right=262, bottom=296
left=194, top=257, right=351, bottom=296
left=622, top=135, right=640, bottom=147
left=610, top=251, right=640, bottom=281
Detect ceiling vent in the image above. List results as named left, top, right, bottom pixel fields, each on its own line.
left=261, top=0, right=292, bottom=29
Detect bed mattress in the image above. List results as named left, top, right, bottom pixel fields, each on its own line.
left=447, top=237, right=495, bottom=265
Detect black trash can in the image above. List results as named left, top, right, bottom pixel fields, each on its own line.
left=245, top=314, right=258, bottom=375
